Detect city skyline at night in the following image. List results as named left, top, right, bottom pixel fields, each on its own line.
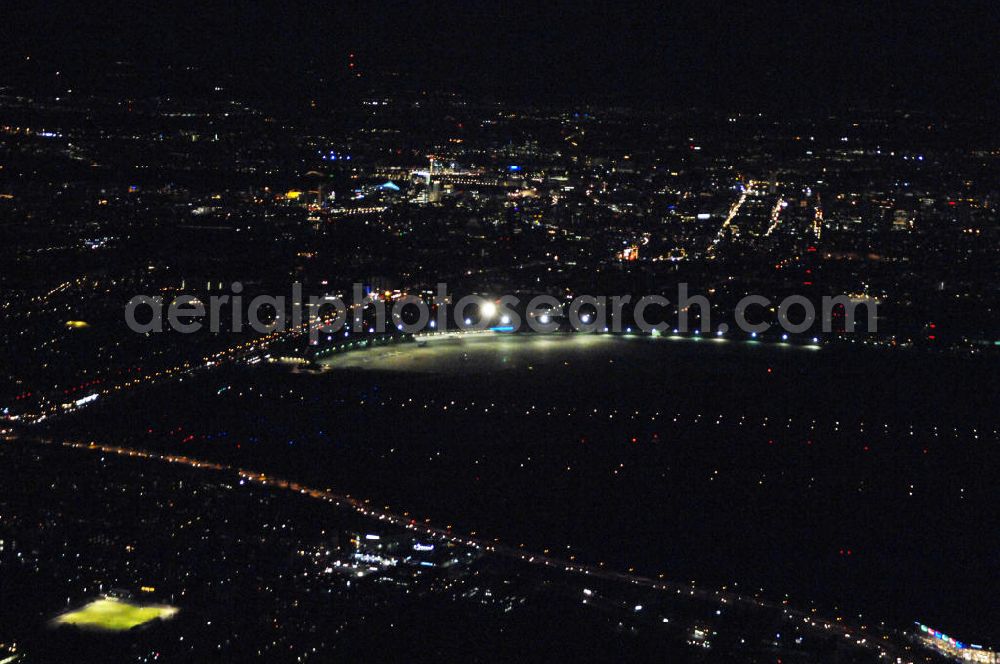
left=1, top=3, right=998, bottom=663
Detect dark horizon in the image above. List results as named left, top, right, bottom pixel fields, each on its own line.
left=3, top=1, right=998, bottom=113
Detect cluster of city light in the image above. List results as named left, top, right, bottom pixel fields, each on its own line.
left=915, top=623, right=998, bottom=663
left=812, top=206, right=824, bottom=239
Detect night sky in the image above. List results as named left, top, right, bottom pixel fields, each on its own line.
left=2, top=1, right=998, bottom=111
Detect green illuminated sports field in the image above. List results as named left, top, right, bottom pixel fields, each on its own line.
left=53, top=598, right=178, bottom=631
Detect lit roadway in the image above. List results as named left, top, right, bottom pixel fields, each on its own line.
left=763, top=197, right=786, bottom=237
left=32, top=437, right=922, bottom=664
left=16, top=313, right=345, bottom=423
left=706, top=180, right=756, bottom=257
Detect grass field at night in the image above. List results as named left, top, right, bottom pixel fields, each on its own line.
left=53, top=598, right=178, bottom=631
